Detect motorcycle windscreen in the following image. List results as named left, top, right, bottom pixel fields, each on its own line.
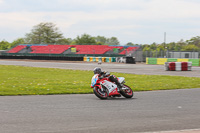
left=118, top=77, right=125, bottom=83
left=91, top=74, right=99, bottom=87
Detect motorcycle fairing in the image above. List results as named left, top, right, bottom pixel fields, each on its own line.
left=100, top=80, right=119, bottom=96
left=91, top=74, right=99, bottom=88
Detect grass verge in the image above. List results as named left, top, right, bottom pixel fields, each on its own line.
left=0, top=65, right=200, bottom=96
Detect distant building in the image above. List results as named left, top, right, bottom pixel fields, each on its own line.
left=167, top=51, right=199, bottom=58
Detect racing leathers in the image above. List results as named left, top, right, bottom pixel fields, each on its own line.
left=98, top=71, right=122, bottom=91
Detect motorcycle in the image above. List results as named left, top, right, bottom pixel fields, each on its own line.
left=91, top=74, right=134, bottom=99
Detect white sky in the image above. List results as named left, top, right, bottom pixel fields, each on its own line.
left=0, top=0, right=200, bottom=45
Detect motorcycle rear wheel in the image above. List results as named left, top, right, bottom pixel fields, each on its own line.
left=93, top=86, right=109, bottom=99
left=120, top=84, right=133, bottom=98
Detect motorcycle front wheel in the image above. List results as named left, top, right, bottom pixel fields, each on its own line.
left=120, top=84, right=133, bottom=98
left=93, top=86, right=109, bottom=99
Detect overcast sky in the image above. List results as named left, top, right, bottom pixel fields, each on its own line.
left=0, top=0, right=200, bottom=45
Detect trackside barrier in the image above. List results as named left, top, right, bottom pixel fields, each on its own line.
left=89, top=57, right=93, bottom=62
left=165, top=62, right=192, bottom=71
left=83, top=57, right=87, bottom=61
left=83, top=57, right=90, bottom=62
left=84, top=57, right=116, bottom=63
left=84, top=56, right=135, bottom=64
left=177, top=58, right=188, bottom=62
left=0, top=55, right=84, bottom=61
left=93, top=57, right=96, bottom=62
left=116, top=57, right=136, bottom=64
left=102, top=57, right=106, bottom=62
left=95, top=57, right=99, bottom=62
left=146, top=58, right=200, bottom=66
left=146, top=58, right=157, bottom=64
left=157, top=58, right=167, bottom=65
left=111, top=57, right=116, bottom=62
left=189, top=59, right=200, bottom=66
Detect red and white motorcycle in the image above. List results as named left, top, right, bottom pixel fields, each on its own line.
left=91, top=74, right=134, bottom=99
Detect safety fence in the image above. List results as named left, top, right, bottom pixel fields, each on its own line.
left=143, top=50, right=200, bottom=58
left=146, top=58, right=200, bottom=66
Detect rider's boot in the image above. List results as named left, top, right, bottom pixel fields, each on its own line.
left=116, top=82, right=123, bottom=92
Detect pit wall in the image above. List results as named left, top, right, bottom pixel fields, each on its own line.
left=146, top=58, right=200, bottom=66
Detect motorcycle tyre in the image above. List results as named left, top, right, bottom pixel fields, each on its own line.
left=93, top=86, right=109, bottom=100
left=120, top=84, right=133, bottom=98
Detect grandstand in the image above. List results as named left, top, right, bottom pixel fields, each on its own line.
left=119, top=47, right=138, bottom=55
left=30, top=45, right=71, bottom=54
left=6, top=44, right=140, bottom=57
left=7, top=45, right=27, bottom=53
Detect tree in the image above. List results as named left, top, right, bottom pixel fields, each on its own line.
left=25, top=22, right=64, bottom=44
left=126, top=42, right=134, bottom=46
left=94, top=36, right=107, bottom=45
left=182, top=44, right=199, bottom=51
left=167, top=42, right=176, bottom=51
left=177, top=39, right=186, bottom=47
left=10, top=38, right=25, bottom=48
left=0, top=40, right=10, bottom=50
left=186, top=36, right=200, bottom=47
left=150, top=42, right=157, bottom=50
left=74, top=34, right=96, bottom=45
left=56, top=38, right=73, bottom=45
left=106, top=37, right=120, bottom=45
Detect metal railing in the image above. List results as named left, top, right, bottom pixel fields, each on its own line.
left=143, top=50, right=200, bottom=59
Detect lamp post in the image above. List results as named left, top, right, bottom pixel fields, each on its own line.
left=165, top=47, right=168, bottom=58
left=164, top=32, right=166, bottom=58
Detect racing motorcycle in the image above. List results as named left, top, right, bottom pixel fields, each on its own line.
left=91, top=74, right=134, bottom=99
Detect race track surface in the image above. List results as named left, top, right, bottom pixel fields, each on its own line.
left=0, top=60, right=200, bottom=77
left=0, top=89, right=200, bottom=133
left=0, top=60, right=200, bottom=133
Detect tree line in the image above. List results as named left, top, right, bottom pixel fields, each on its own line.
left=1, top=22, right=200, bottom=52
left=0, top=22, right=120, bottom=50
left=141, top=37, right=200, bottom=53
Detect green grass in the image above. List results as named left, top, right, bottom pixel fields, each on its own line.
left=0, top=65, right=200, bottom=96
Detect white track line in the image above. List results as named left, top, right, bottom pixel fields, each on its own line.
left=144, top=129, right=200, bottom=133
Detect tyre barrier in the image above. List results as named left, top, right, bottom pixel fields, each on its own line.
left=165, top=62, right=192, bottom=71
left=84, top=56, right=135, bottom=64
left=84, top=57, right=116, bottom=63
left=115, top=57, right=135, bottom=64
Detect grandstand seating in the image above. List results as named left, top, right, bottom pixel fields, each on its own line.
left=75, top=45, right=111, bottom=54
left=7, top=45, right=26, bottom=53
left=110, top=46, right=124, bottom=50
left=30, top=45, right=71, bottom=54
left=119, top=47, right=138, bottom=55
left=7, top=44, right=139, bottom=55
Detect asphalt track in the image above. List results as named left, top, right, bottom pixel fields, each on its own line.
left=0, top=59, right=200, bottom=77
left=0, top=60, right=200, bottom=133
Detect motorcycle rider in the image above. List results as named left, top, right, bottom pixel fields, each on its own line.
left=93, top=67, right=123, bottom=91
